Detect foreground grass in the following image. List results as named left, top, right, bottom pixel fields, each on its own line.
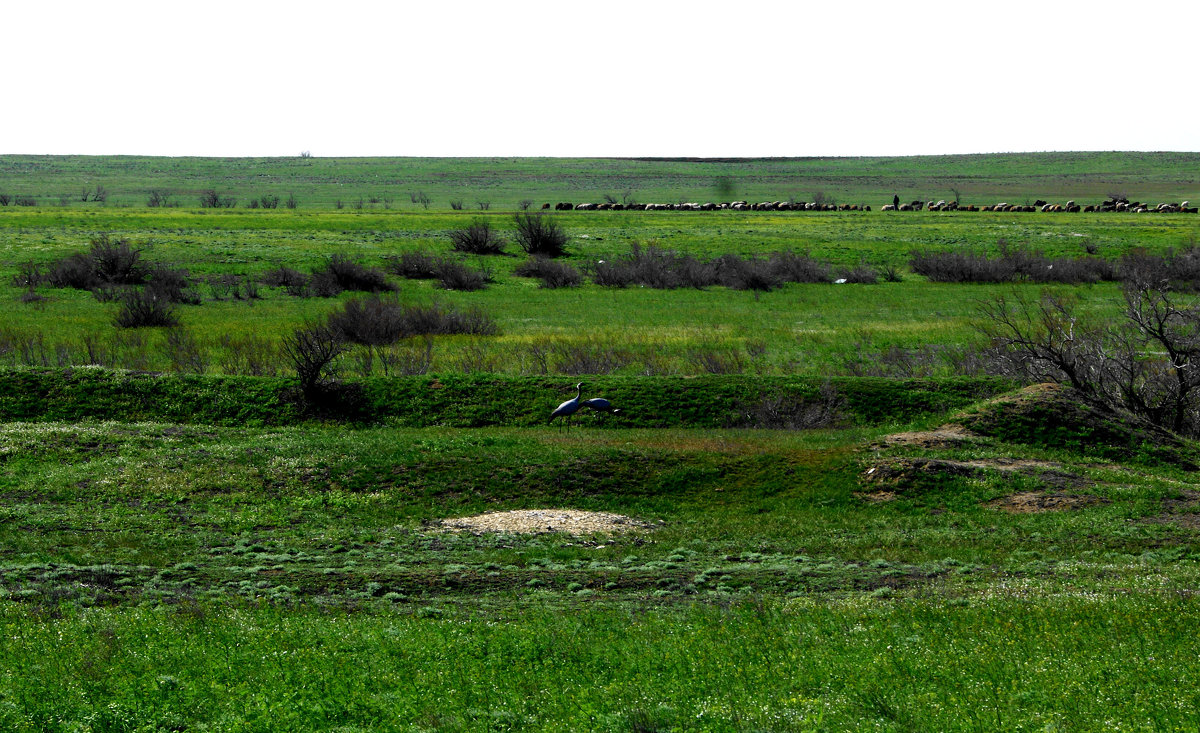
left=2, top=413, right=1200, bottom=728
left=2, top=593, right=1197, bottom=731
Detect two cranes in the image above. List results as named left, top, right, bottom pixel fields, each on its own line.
left=549, top=382, right=621, bottom=432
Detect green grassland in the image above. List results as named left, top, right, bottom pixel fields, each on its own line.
left=2, top=154, right=1200, bottom=730
left=1, top=207, right=1197, bottom=377
left=3, top=151, right=1200, bottom=209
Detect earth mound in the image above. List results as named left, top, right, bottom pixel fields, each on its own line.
left=954, top=383, right=1198, bottom=469
left=435, top=509, right=656, bottom=535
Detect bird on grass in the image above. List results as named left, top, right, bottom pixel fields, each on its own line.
left=582, top=397, right=621, bottom=415
left=549, top=382, right=584, bottom=432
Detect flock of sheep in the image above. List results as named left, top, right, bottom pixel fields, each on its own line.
left=544, top=196, right=1197, bottom=214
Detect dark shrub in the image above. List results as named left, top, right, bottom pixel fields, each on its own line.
left=514, top=257, right=582, bottom=288
left=199, top=189, right=236, bottom=208
left=328, top=294, right=409, bottom=346
left=328, top=295, right=499, bottom=345
left=146, top=190, right=172, bottom=208
left=114, top=288, right=180, bottom=328
left=513, top=213, right=568, bottom=257
left=12, top=262, right=47, bottom=289
left=910, top=249, right=1018, bottom=283
left=588, top=258, right=636, bottom=287
left=839, top=262, right=879, bottom=285
left=768, top=250, right=832, bottom=283
left=144, top=264, right=198, bottom=303
left=261, top=266, right=309, bottom=290
left=317, top=254, right=395, bottom=293
left=714, top=254, right=782, bottom=291
left=89, top=234, right=147, bottom=285
left=448, top=219, right=506, bottom=255
left=386, top=251, right=443, bottom=279
left=47, top=253, right=101, bottom=289
left=435, top=260, right=490, bottom=291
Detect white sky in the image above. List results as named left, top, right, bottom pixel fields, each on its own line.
left=4, top=0, right=1197, bottom=157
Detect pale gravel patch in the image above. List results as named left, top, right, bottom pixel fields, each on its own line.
left=435, top=509, right=657, bottom=536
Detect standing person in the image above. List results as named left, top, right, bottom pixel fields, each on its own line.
left=893, top=194, right=900, bottom=210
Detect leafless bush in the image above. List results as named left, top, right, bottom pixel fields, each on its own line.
left=449, top=199, right=464, bottom=211
left=838, top=262, right=879, bottom=285
left=514, top=257, right=581, bottom=288
left=328, top=295, right=499, bottom=345
left=146, top=264, right=199, bottom=304
left=0, top=194, right=10, bottom=206
left=15, top=195, right=36, bottom=207
left=386, top=251, right=444, bottom=279
left=1119, top=247, right=1200, bottom=289
left=435, top=260, right=490, bottom=291
left=513, top=213, right=568, bottom=257
left=591, top=243, right=717, bottom=289
left=12, top=262, right=47, bottom=289
left=90, top=234, right=147, bottom=285
left=286, top=192, right=299, bottom=209
left=261, top=266, right=308, bottom=290
left=912, top=242, right=1119, bottom=285
left=517, top=199, right=534, bottom=211
left=198, top=189, right=236, bottom=208
left=767, top=250, right=833, bottom=283
left=313, top=254, right=395, bottom=294
left=147, top=190, right=173, bottom=208
left=978, top=280, right=1200, bottom=436
left=47, top=254, right=99, bottom=289
left=910, top=249, right=1017, bottom=283
left=114, top=288, right=180, bottom=328
left=282, top=321, right=347, bottom=394
left=714, top=254, right=782, bottom=291
left=448, top=219, right=506, bottom=255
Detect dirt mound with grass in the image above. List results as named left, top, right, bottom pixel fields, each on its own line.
left=861, top=455, right=1089, bottom=493
left=985, top=491, right=1110, bottom=513
left=435, top=509, right=657, bottom=535
left=953, top=383, right=1199, bottom=469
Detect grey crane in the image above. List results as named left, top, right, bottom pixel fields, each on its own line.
left=549, top=382, right=584, bottom=432
left=582, top=397, right=621, bottom=425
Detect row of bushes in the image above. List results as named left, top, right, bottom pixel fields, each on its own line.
left=908, top=242, right=1200, bottom=285
left=0, top=368, right=1013, bottom=428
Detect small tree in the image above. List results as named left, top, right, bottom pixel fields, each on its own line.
left=282, top=321, right=346, bottom=395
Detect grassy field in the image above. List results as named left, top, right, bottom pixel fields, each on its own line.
left=0, top=207, right=1196, bottom=377
left=2, top=152, right=1200, bottom=209
left=2, top=154, right=1200, bottom=730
